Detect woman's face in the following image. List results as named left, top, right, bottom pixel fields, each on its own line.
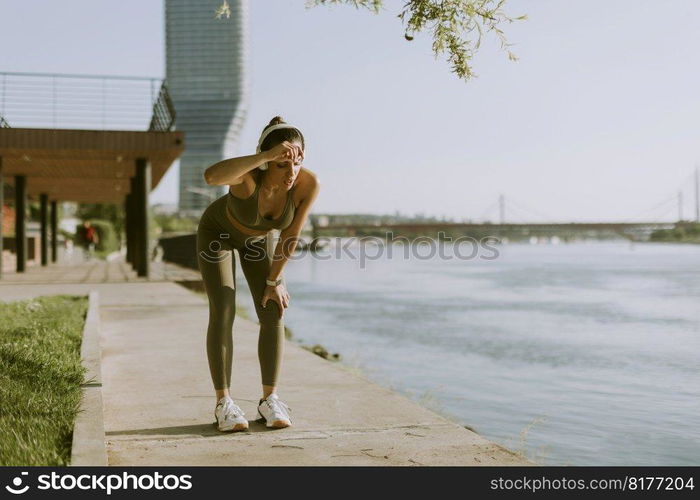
left=266, top=140, right=303, bottom=189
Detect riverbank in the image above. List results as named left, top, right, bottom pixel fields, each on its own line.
left=650, top=221, right=700, bottom=243
left=102, top=281, right=535, bottom=465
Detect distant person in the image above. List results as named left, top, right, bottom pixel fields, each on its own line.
left=80, top=220, right=99, bottom=261
left=200, top=116, right=320, bottom=432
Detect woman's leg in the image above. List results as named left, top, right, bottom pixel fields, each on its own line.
left=239, top=238, right=285, bottom=397
left=196, top=222, right=237, bottom=401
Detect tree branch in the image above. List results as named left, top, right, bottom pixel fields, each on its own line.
left=309, top=0, right=527, bottom=80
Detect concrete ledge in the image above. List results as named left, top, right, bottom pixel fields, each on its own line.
left=70, top=289, right=107, bottom=466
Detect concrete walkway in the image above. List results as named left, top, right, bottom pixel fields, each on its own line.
left=0, top=259, right=534, bottom=466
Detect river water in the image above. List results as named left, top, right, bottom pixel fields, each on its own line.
left=237, top=240, right=700, bottom=465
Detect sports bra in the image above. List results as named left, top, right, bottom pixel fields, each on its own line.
left=226, top=178, right=296, bottom=231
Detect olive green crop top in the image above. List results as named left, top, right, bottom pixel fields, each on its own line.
left=226, top=179, right=296, bottom=231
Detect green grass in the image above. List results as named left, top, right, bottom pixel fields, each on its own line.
left=0, top=295, right=88, bottom=466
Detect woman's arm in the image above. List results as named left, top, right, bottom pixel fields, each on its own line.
left=260, top=171, right=320, bottom=317
left=203, top=142, right=304, bottom=186
left=267, top=172, right=321, bottom=281
left=203, top=152, right=270, bottom=186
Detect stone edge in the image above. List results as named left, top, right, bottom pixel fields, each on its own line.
left=70, top=289, right=107, bottom=466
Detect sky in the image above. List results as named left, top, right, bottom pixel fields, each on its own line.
left=1, top=0, right=698, bottom=222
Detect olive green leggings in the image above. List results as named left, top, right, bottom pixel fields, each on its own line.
left=196, top=194, right=286, bottom=390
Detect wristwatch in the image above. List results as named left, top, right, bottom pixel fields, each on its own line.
left=266, top=277, right=283, bottom=287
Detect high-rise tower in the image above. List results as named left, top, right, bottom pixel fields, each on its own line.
left=165, top=0, right=249, bottom=216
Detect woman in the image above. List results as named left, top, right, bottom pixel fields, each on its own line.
left=198, top=116, right=320, bottom=432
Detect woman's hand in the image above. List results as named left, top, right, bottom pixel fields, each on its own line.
left=261, top=283, right=290, bottom=318
left=263, top=141, right=304, bottom=165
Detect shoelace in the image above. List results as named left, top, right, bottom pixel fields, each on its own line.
left=265, top=398, right=292, bottom=419
left=217, top=400, right=244, bottom=421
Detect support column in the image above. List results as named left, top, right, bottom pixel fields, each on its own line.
left=135, top=158, right=151, bottom=278
left=124, top=193, right=131, bottom=264
left=15, top=175, right=27, bottom=272
left=128, top=177, right=137, bottom=270
left=40, top=193, right=49, bottom=266
left=50, top=200, right=58, bottom=263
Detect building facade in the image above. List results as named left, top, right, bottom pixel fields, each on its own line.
left=165, top=0, right=249, bottom=216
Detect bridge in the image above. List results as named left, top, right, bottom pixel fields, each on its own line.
left=308, top=220, right=678, bottom=243
left=312, top=221, right=677, bottom=234
left=307, top=171, right=700, bottom=244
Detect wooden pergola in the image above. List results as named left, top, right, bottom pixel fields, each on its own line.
left=0, top=128, right=184, bottom=278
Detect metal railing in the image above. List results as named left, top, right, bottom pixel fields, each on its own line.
left=148, top=81, right=176, bottom=132
left=0, top=71, right=176, bottom=131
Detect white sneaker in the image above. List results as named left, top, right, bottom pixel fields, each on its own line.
left=214, top=396, right=249, bottom=432
left=256, top=393, right=292, bottom=428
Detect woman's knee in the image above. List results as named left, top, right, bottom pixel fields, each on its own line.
left=256, top=300, right=284, bottom=327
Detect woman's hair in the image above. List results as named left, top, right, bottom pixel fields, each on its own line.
left=259, top=115, right=305, bottom=152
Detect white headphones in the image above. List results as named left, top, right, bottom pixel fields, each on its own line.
left=255, top=123, right=301, bottom=170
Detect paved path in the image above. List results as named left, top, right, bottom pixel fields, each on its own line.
left=0, top=258, right=534, bottom=466
left=0, top=248, right=201, bottom=284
